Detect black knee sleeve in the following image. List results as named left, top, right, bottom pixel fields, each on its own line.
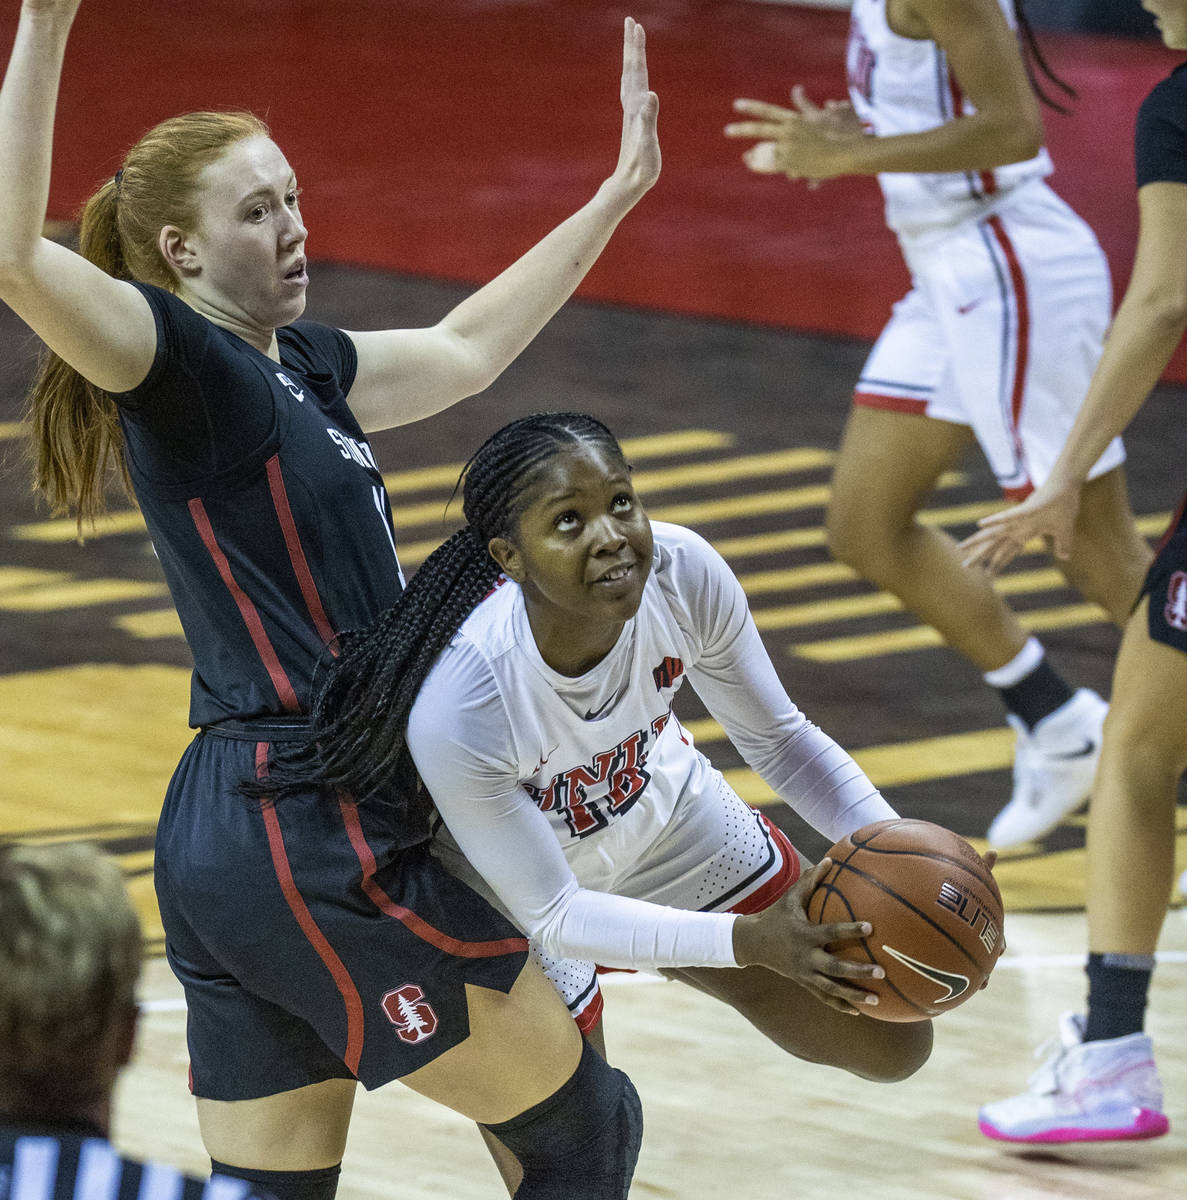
left=482, top=1039, right=643, bottom=1199
left=209, top=1160, right=341, bottom=1200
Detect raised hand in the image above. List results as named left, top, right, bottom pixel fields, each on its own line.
left=609, top=16, right=660, bottom=200
left=732, top=858, right=884, bottom=1014
left=725, top=85, right=859, bottom=182
left=958, top=478, right=1083, bottom=574
left=20, top=0, right=83, bottom=20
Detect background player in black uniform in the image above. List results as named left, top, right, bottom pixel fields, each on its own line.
left=0, top=841, right=273, bottom=1200
left=1, top=1, right=659, bottom=1196
left=965, top=0, right=1187, bottom=1143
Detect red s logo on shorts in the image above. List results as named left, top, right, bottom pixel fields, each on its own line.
left=381, top=983, right=439, bottom=1044
left=1165, top=571, right=1187, bottom=632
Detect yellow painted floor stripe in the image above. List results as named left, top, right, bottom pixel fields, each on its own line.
left=11, top=509, right=147, bottom=543
left=708, top=499, right=1004, bottom=563
left=737, top=560, right=856, bottom=595
left=684, top=718, right=1015, bottom=790
left=791, top=602, right=1110, bottom=662
left=632, top=447, right=837, bottom=492
left=753, top=567, right=1092, bottom=631
left=0, top=567, right=71, bottom=592
left=115, top=609, right=186, bottom=640
left=0, top=578, right=169, bottom=612
left=382, top=429, right=736, bottom=493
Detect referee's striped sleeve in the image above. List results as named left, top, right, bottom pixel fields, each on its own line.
left=135, top=1162, right=184, bottom=1200
left=199, top=1176, right=252, bottom=1200
left=75, top=1141, right=122, bottom=1199
left=11, top=1136, right=58, bottom=1200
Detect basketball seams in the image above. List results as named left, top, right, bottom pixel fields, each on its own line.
left=807, top=880, right=933, bottom=1020
left=809, top=819, right=1004, bottom=1022
left=826, top=860, right=989, bottom=972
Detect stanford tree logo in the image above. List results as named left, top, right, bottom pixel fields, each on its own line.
left=381, top=983, right=439, bottom=1044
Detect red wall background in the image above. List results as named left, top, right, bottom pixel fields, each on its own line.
left=7, top=1, right=1183, bottom=376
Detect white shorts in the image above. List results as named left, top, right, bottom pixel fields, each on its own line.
left=854, top=181, right=1125, bottom=498
left=533, top=776, right=800, bottom=1033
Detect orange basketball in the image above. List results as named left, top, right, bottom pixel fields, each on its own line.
left=807, top=818, right=1005, bottom=1022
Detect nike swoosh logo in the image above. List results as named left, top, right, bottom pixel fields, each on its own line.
left=531, top=745, right=558, bottom=773
left=957, top=298, right=984, bottom=315
left=881, top=945, right=970, bottom=1004
left=1049, top=739, right=1097, bottom=760
left=583, top=697, right=616, bottom=721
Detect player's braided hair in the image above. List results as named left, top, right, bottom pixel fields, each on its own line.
left=259, top=411, right=627, bottom=814
left=1014, top=1, right=1076, bottom=115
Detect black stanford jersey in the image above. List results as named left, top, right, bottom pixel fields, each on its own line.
left=1136, top=61, right=1187, bottom=189
left=116, top=284, right=403, bottom=725
left=0, top=1124, right=272, bottom=1200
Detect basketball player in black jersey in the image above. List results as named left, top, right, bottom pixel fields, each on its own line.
left=2, top=2, right=660, bottom=1195
left=964, top=0, right=1187, bottom=1144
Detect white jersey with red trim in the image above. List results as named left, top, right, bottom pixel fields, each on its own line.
left=846, top=0, right=1053, bottom=239
left=407, top=521, right=896, bottom=972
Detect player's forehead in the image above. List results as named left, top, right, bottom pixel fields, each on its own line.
left=518, top=443, right=630, bottom=507
left=194, top=135, right=295, bottom=207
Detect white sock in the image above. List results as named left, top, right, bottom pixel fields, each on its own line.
left=982, top=636, right=1045, bottom=689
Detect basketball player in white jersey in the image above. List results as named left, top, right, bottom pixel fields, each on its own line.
left=282, top=411, right=1009, bottom=1187
left=725, top=0, right=1154, bottom=849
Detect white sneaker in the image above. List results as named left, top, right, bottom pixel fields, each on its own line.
left=987, top=688, right=1107, bottom=848
left=979, top=1012, right=1169, bottom=1143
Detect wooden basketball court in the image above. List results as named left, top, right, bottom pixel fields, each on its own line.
left=114, top=913, right=1185, bottom=1199
left=2, top=0, right=1185, bottom=1193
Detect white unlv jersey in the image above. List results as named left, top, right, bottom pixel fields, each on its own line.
left=409, top=522, right=893, bottom=971
left=430, top=522, right=749, bottom=892
left=846, top=0, right=1053, bottom=238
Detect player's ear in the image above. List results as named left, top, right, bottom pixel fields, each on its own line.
left=488, top=535, right=524, bottom=582
left=158, top=225, right=200, bottom=277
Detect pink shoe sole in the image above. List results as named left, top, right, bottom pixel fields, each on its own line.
left=979, top=1109, right=1169, bottom=1144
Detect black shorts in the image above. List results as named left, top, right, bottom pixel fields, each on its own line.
left=154, top=723, right=529, bottom=1101
left=1140, top=492, right=1187, bottom=656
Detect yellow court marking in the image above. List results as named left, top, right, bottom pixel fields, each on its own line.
left=791, top=603, right=1112, bottom=661
left=735, top=560, right=857, bottom=595
left=755, top=567, right=1101, bottom=631
left=0, top=563, right=169, bottom=614
left=0, top=578, right=168, bottom=612
left=0, top=664, right=192, bottom=833
left=695, top=721, right=1016, bottom=789
left=709, top=502, right=1003, bottom=563
left=381, top=429, right=737, bottom=492
left=0, top=567, right=72, bottom=591
left=630, top=447, right=836, bottom=492
left=10, top=509, right=148, bottom=543
left=0, top=664, right=192, bottom=944
left=115, top=609, right=186, bottom=640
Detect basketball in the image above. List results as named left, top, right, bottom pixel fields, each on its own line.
left=807, top=818, right=1004, bottom=1022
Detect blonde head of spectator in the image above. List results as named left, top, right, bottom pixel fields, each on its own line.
left=0, top=842, right=142, bottom=1129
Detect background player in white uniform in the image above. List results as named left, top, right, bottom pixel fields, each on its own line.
left=725, top=0, right=1154, bottom=849
left=288, top=411, right=962, bottom=1183
left=962, top=0, right=1187, bottom=1144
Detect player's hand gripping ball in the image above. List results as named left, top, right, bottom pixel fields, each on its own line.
left=807, top=818, right=1004, bottom=1022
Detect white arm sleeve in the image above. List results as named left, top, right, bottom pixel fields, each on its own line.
left=663, top=526, right=898, bottom=845
left=406, top=643, right=739, bottom=970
